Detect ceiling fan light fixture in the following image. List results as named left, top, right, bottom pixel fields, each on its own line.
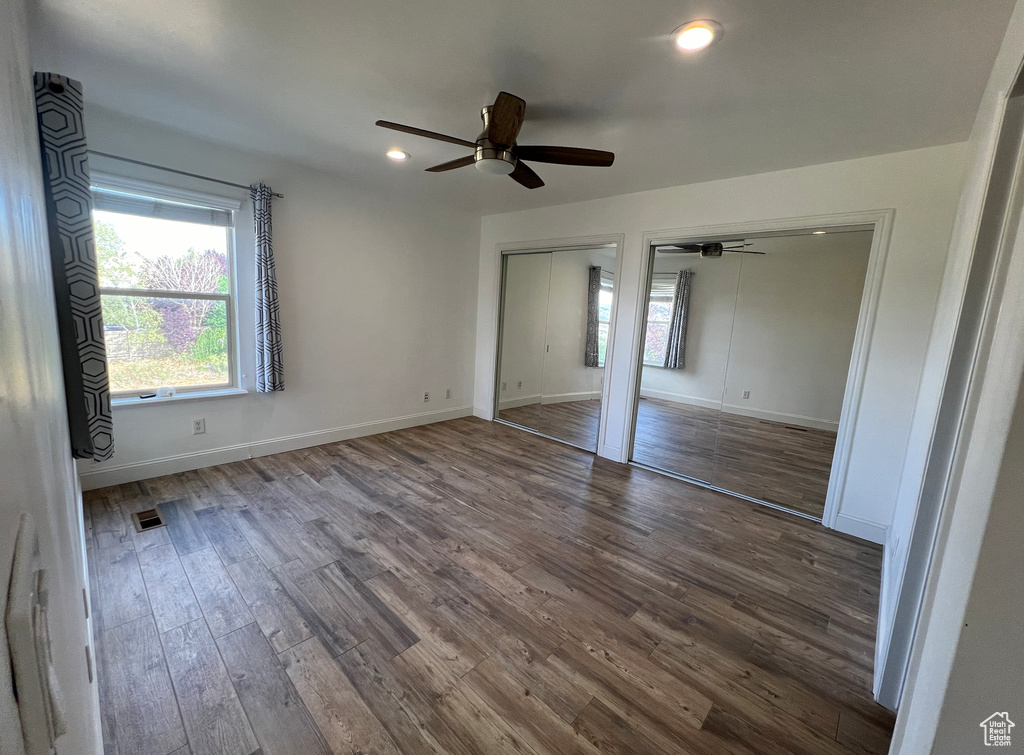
left=812, top=230, right=827, bottom=235
left=476, top=158, right=516, bottom=176
left=474, top=142, right=517, bottom=175
left=673, top=20, right=721, bottom=51
left=386, top=149, right=410, bottom=161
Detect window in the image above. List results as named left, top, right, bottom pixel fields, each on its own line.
left=597, top=270, right=613, bottom=367
left=91, top=178, right=239, bottom=397
left=643, top=274, right=676, bottom=366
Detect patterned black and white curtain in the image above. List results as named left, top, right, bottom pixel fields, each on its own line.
left=664, top=269, right=693, bottom=370
left=584, top=265, right=601, bottom=368
left=252, top=183, right=283, bottom=392
left=34, top=73, right=114, bottom=460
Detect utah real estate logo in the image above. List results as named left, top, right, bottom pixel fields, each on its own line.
left=980, top=712, right=1015, bottom=746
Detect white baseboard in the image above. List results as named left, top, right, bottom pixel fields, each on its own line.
left=638, top=389, right=723, bottom=410
left=79, top=405, right=474, bottom=491
left=540, top=391, right=601, bottom=405
left=497, top=394, right=542, bottom=410
left=637, top=391, right=839, bottom=432
left=721, top=403, right=839, bottom=432
left=498, top=391, right=601, bottom=409
left=833, top=512, right=888, bottom=545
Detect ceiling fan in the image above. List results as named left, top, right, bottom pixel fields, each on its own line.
left=375, top=92, right=615, bottom=190
left=657, top=241, right=765, bottom=257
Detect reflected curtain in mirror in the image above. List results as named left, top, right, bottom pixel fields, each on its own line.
left=664, top=269, right=693, bottom=369
left=584, top=265, right=601, bottom=367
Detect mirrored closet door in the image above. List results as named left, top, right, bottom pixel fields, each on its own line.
left=496, top=246, right=617, bottom=452
left=630, top=229, right=872, bottom=519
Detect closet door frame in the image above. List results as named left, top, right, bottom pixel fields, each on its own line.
left=624, top=210, right=896, bottom=530
left=490, top=235, right=626, bottom=457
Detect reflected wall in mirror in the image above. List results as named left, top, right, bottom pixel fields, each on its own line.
left=496, top=246, right=617, bottom=452
left=631, top=229, right=873, bottom=519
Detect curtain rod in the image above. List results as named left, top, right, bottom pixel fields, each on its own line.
left=87, top=150, right=284, bottom=198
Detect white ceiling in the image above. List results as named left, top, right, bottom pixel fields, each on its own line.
left=30, top=0, right=1016, bottom=215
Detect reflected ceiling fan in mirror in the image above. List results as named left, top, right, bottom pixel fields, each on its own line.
left=656, top=241, right=766, bottom=257
left=375, top=92, right=615, bottom=190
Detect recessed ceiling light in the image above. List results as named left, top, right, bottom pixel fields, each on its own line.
left=672, top=20, right=722, bottom=51
left=386, top=149, right=409, bottom=161
left=812, top=230, right=827, bottom=235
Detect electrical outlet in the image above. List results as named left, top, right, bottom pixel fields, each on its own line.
left=445, top=388, right=452, bottom=400
left=742, top=390, right=750, bottom=399
left=192, top=418, right=206, bottom=435
left=517, top=380, right=522, bottom=389
left=423, top=391, right=430, bottom=402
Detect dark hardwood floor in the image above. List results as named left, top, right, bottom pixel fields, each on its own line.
left=503, top=398, right=837, bottom=518
left=634, top=398, right=839, bottom=519
left=631, top=398, right=722, bottom=483
left=85, top=416, right=893, bottom=755
left=498, top=399, right=602, bottom=451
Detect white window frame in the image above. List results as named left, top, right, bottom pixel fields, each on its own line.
left=643, top=273, right=676, bottom=367
left=90, top=172, right=243, bottom=402
left=597, top=271, right=614, bottom=368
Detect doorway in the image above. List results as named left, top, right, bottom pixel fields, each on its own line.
left=494, top=245, right=618, bottom=452
left=629, top=225, right=876, bottom=520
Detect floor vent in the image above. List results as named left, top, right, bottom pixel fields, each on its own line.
left=132, top=508, right=166, bottom=532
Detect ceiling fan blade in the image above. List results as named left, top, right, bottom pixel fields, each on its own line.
left=375, top=120, right=477, bottom=149
left=425, top=155, right=476, bottom=173
left=515, top=146, right=614, bottom=167
left=509, top=161, right=544, bottom=189
left=488, top=92, right=526, bottom=147
left=724, top=249, right=766, bottom=255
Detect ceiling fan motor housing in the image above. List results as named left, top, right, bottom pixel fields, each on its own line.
left=475, top=106, right=517, bottom=175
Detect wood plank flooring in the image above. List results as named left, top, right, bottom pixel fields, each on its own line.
left=498, top=399, right=602, bottom=451
left=85, top=416, right=892, bottom=755
left=503, top=397, right=837, bottom=518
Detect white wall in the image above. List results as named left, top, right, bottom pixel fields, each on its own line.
left=0, top=0, right=103, bottom=750
left=724, top=232, right=872, bottom=427
left=475, top=144, right=969, bottom=542
left=498, top=253, right=550, bottom=407
left=77, top=107, right=481, bottom=489
left=928, top=374, right=1024, bottom=751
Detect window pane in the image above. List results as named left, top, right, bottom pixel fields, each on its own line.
left=598, top=322, right=609, bottom=365
left=598, top=289, right=613, bottom=323
left=644, top=322, right=669, bottom=365
left=103, top=295, right=229, bottom=392
left=95, top=210, right=230, bottom=293
left=648, top=299, right=672, bottom=322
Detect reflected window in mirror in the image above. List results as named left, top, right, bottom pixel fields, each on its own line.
left=644, top=274, right=677, bottom=366
left=597, top=270, right=613, bottom=367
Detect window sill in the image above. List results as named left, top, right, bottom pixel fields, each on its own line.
left=112, top=387, right=248, bottom=408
